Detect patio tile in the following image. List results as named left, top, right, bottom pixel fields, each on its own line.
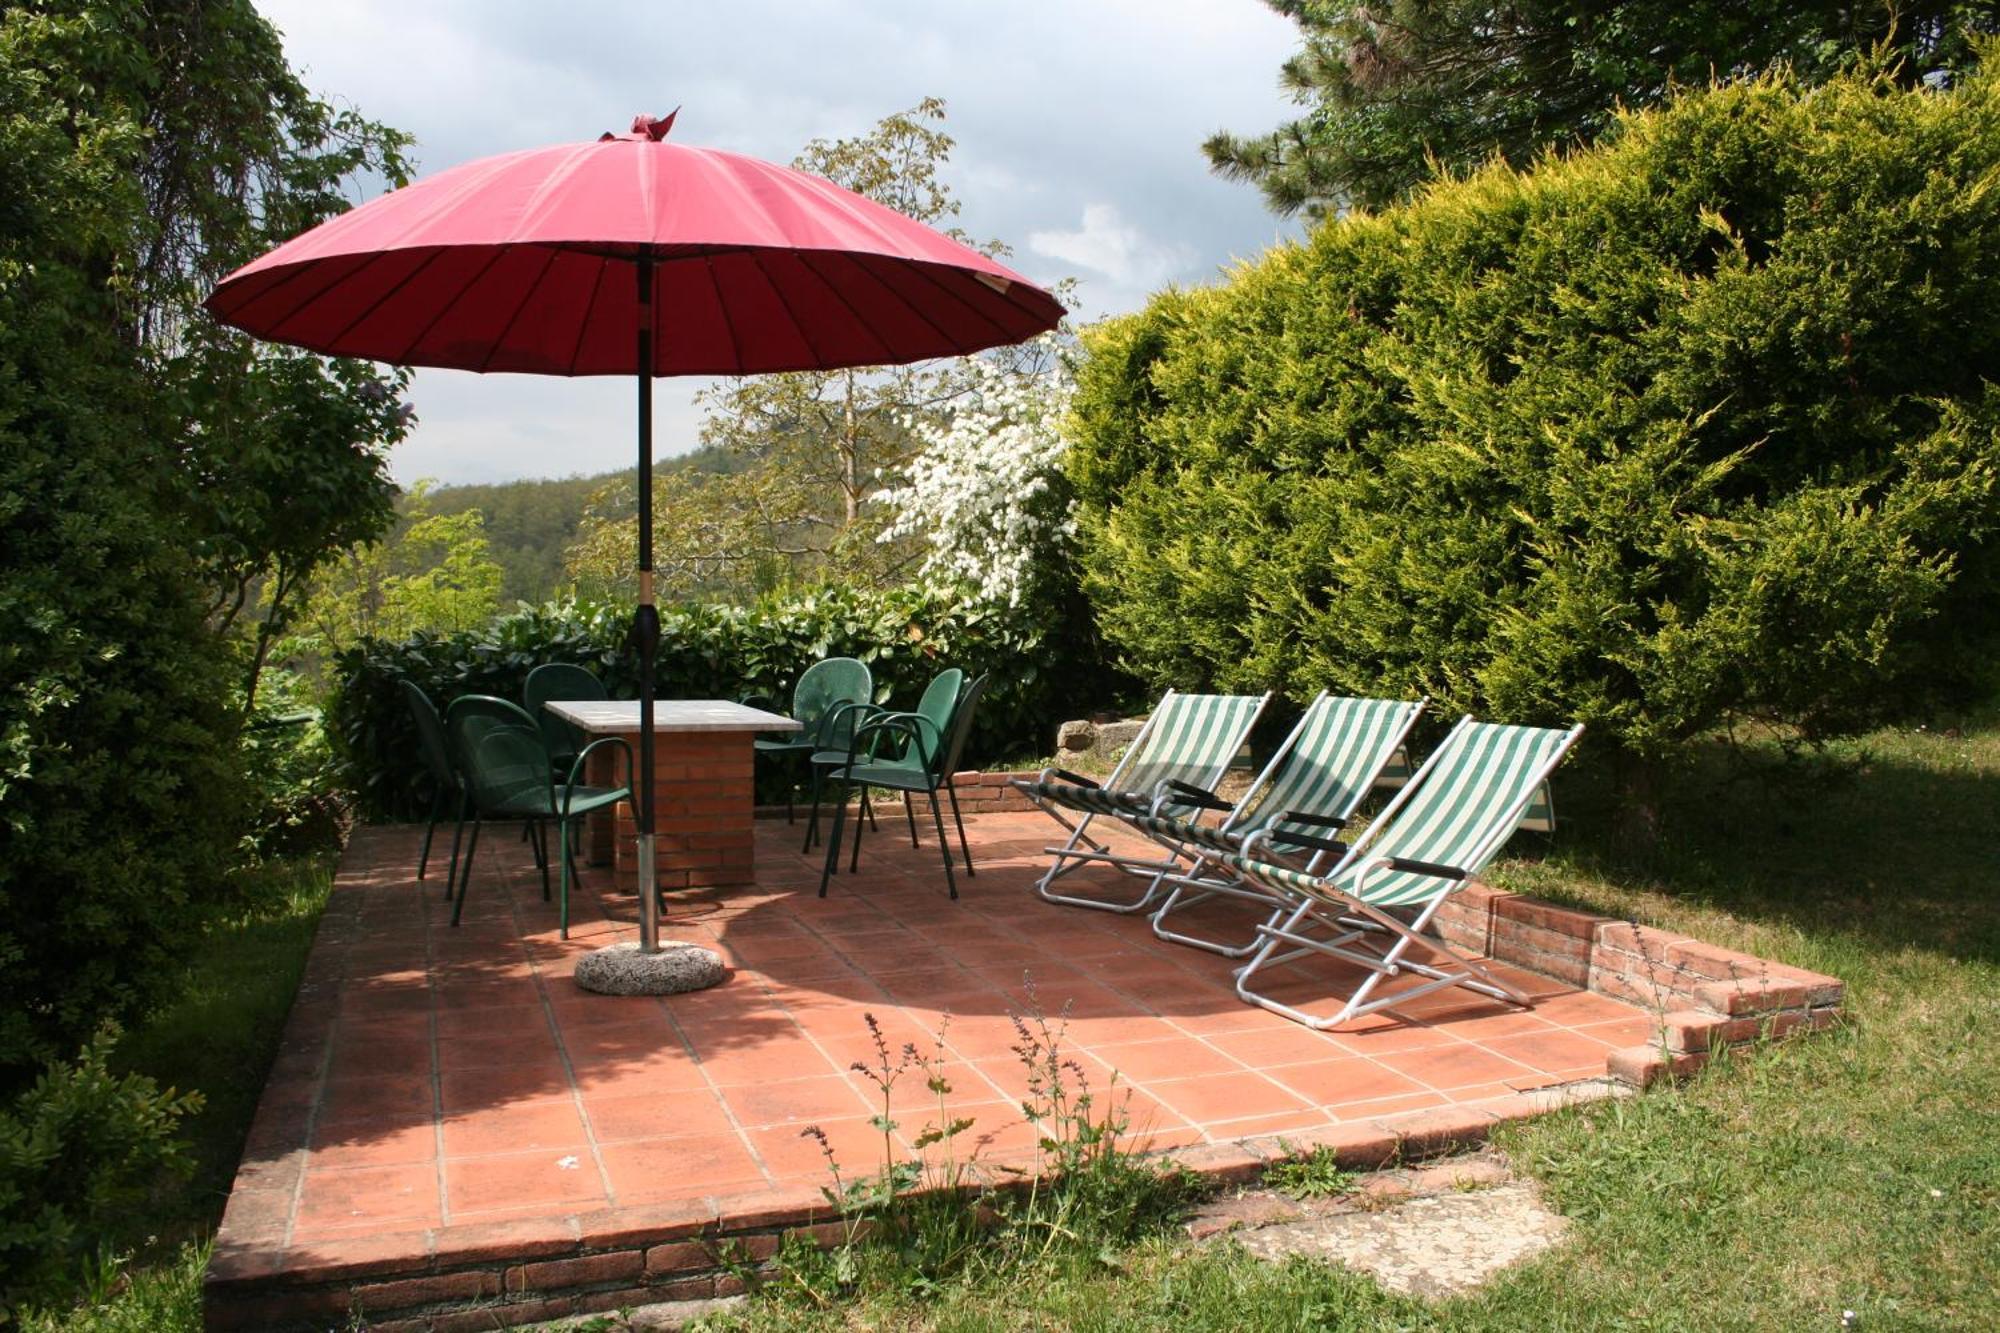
left=1375, top=1042, right=1541, bottom=1092
left=318, top=1074, right=435, bottom=1126
left=294, top=1162, right=439, bottom=1234
left=1481, top=1026, right=1622, bottom=1074
left=584, top=1089, right=737, bottom=1144
left=721, top=1074, right=874, bottom=1128
left=304, top=1117, right=438, bottom=1171
left=437, top=1058, right=574, bottom=1113
left=441, top=1099, right=590, bottom=1158
left=599, top=1134, right=767, bottom=1201
left=444, top=1147, right=608, bottom=1215
left=1088, top=1036, right=1245, bottom=1083
left=1144, top=1070, right=1312, bottom=1127
left=1263, top=1057, right=1430, bottom=1109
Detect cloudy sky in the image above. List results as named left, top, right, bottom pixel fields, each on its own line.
left=256, top=0, right=1303, bottom=485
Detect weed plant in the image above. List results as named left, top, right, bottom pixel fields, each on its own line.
left=758, top=981, right=1200, bottom=1314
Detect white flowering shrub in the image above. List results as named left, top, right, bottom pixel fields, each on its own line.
left=877, top=344, right=1075, bottom=607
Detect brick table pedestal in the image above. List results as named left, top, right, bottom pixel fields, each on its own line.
left=545, top=699, right=801, bottom=892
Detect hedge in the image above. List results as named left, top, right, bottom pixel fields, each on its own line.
left=1066, top=60, right=2000, bottom=819
left=328, top=585, right=1122, bottom=820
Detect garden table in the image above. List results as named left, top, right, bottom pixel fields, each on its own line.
left=545, top=700, right=800, bottom=891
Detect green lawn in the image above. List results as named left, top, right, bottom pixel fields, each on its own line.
left=26, top=860, right=332, bottom=1333
left=32, top=720, right=2000, bottom=1331
left=708, top=718, right=2000, bottom=1332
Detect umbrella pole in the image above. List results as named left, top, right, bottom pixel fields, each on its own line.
left=634, top=257, right=660, bottom=954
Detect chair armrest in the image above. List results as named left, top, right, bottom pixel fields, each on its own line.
left=845, top=714, right=934, bottom=773
left=559, top=736, right=633, bottom=814
left=739, top=692, right=777, bottom=710
left=1049, top=768, right=1100, bottom=790
left=1275, top=810, right=1348, bottom=830
left=1272, top=830, right=1348, bottom=856
left=1160, top=779, right=1230, bottom=812
left=815, top=699, right=885, bottom=744
left=1379, top=856, right=1469, bottom=881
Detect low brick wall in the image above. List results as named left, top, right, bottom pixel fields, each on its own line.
left=1431, top=882, right=1844, bottom=1087
left=755, top=770, right=1041, bottom=820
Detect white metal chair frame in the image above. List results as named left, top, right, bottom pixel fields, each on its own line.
left=1145, top=695, right=1428, bottom=958
left=1018, top=690, right=1272, bottom=915
left=1228, top=717, right=1585, bottom=1029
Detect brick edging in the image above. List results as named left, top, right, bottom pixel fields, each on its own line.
left=1431, top=882, right=1845, bottom=1088
left=203, top=1081, right=1619, bottom=1331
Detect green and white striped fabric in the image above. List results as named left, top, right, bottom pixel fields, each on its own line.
left=1020, top=691, right=1266, bottom=815
left=1225, top=719, right=1577, bottom=910
left=1127, top=695, right=1422, bottom=856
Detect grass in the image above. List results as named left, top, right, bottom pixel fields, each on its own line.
left=698, top=715, right=2000, bottom=1332
left=23, top=857, right=333, bottom=1332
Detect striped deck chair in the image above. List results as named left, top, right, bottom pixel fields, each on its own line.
left=1224, top=717, right=1584, bottom=1029
left=1015, top=690, right=1270, bottom=913
left=1136, top=694, right=1426, bottom=958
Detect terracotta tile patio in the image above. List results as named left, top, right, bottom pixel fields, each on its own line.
left=246, top=811, right=1655, bottom=1236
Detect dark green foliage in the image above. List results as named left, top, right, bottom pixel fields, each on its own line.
left=0, top=1032, right=200, bottom=1319
left=1210, top=0, right=2000, bottom=214
left=0, top=5, right=247, bottom=1080
left=1072, top=65, right=2000, bottom=809
left=329, top=587, right=1123, bottom=820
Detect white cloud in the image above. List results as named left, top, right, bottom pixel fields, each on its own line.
left=1029, top=203, right=1199, bottom=294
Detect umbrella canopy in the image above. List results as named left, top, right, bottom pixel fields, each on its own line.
left=207, top=115, right=1063, bottom=958
left=206, top=117, right=1064, bottom=374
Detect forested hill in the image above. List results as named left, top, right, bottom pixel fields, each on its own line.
left=416, top=441, right=741, bottom=603
left=421, top=470, right=620, bottom=603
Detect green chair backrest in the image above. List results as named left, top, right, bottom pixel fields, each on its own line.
left=446, top=695, right=550, bottom=812
left=524, top=663, right=607, bottom=759
left=1335, top=719, right=1580, bottom=908
left=935, top=673, right=989, bottom=780
left=1234, top=696, right=1425, bottom=844
left=1115, top=692, right=1267, bottom=794
left=399, top=679, right=456, bottom=789
left=795, top=657, right=873, bottom=747
left=899, top=668, right=965, bottom=773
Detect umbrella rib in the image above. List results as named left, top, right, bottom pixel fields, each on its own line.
left=565, top=257, right=612, bottom=377
left=882, top=258, right=1022, bottom=346
left=307, top=248, right=460, bottom=354
left=793, top=251, right=944, bottom=362
left=237, top=249, right=405, bottom=345
left=389, top=247, right=517, bottom=366
left=702, top=256, right=746, bottom=375
left=746, top=251, right=832, bottom=368
left=476, top=246, right=563, bottom=374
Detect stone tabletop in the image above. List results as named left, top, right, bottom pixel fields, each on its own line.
left=545, top=699, right=802, bottom=734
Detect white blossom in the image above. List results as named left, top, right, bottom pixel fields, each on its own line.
left=876, top=338, right=1075, bottom=607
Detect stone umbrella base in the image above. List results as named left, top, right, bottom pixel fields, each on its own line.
left=573, top=941, right=726, bottom=995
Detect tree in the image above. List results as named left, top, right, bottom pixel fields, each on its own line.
left=285, top=482, right=506, bottom=671
left=1206, top=1, right=2000, bottom=215
left=875, top=335, right=1078, bottom=608
left=1075, top=61, right=2000, bottom=836
left=0, top=0, right=410, bottom=1080
left=568, top=98, right=1065, bottom=598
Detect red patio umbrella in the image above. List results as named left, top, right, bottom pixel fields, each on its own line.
left=207, top=114, right=1063, bottom=954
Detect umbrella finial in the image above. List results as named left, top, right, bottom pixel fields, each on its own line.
left=632, top=108, right=679, bottom=142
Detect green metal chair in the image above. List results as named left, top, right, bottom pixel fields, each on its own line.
left=398, top=679, right=465, bottom=892
left=743, top=657, right=873, bottom=825
left=1224, top=716, right=1585, bottom=1028
left=819, top=671, right=989, bottom=900
left=523, top=662, right=609, bottom=777
left=445, top=695, right=631, bottom=939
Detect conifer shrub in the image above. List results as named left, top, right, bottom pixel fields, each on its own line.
left=1067, top=62, right=2000, bottom=823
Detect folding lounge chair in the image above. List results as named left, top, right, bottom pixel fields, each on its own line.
left=1135, top=693, right=1426, bottom=957
left=1015, top=690, right=1270, bottom=913
left=1224, top=717, right=1584, bottom=1029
